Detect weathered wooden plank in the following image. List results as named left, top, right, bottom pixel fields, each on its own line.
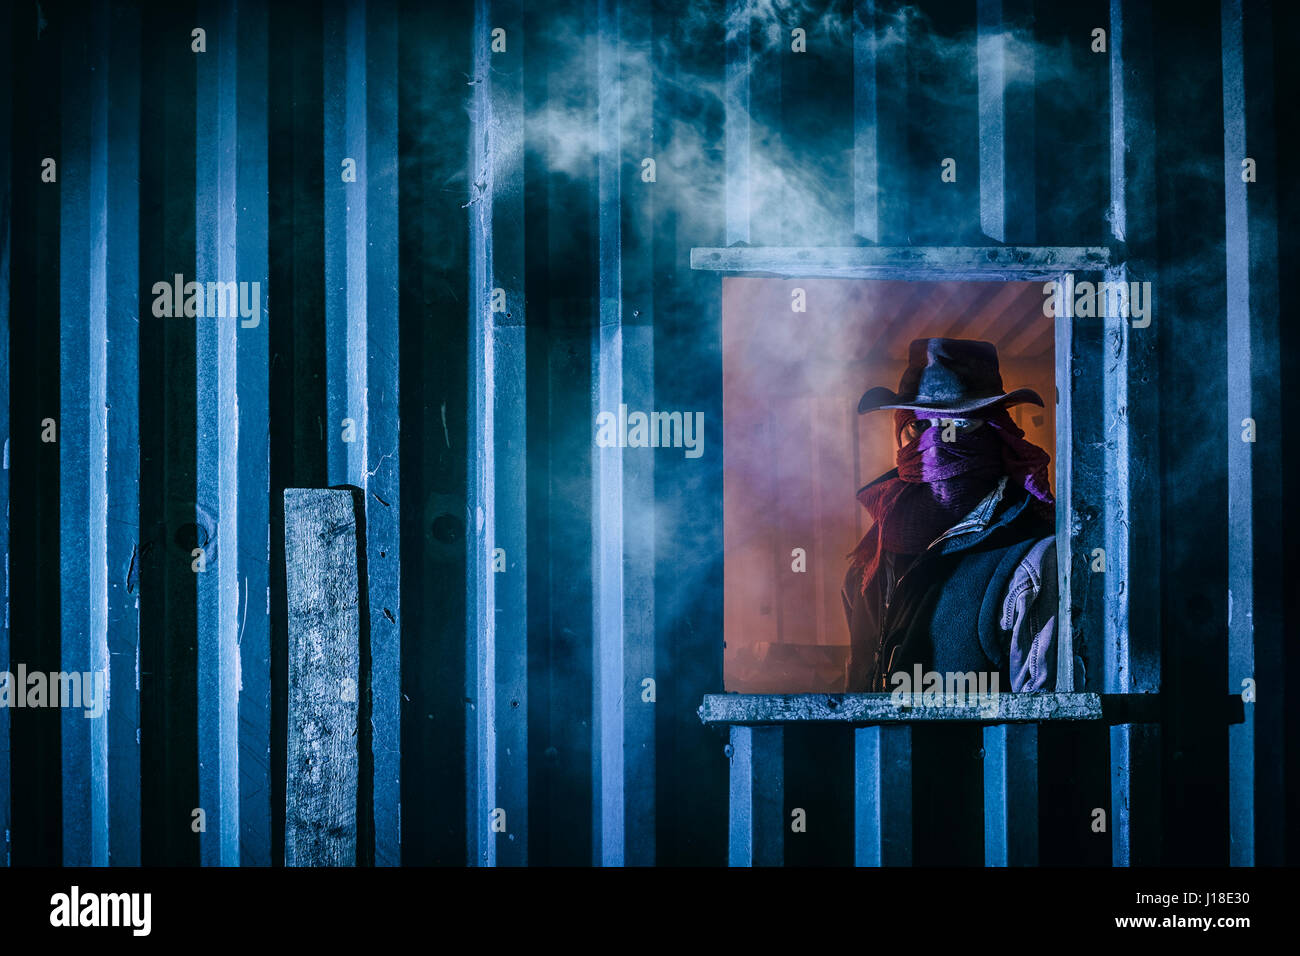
left=589, top=0, right=659, bottom=868
left=323, top=0, right=401, bottom=866
left=1221, top=0, right=1283, bottom=867
left=620, top=328, right=656, bottom=865
left=621, top=0, right=657, bottom=868
left=853, top=725, right=911, bottom=866
left=1236, top=0, right=1283, bottom=869
left=982, top=725, right=1007, bottom=865
left=983, top=723, right=1038, bottom=865
left=59, top=5, right=110, bottom=865
left=194, top=0, right=241, bottom=868
left=1054, top=277, right=1076, bottom=694
left=701, top=692, right=1106, bottom=724
left=728, top=726, right=783, bottom=866
left=234, top=0, right=272, bottom=869
left=853, top=727, right=881, bottom=865
left=466, top=0, right=498, bottom=868
left=1107, top=0, right=1162, bottom=868
left=363, top=0, right=401, bottom=870
left=746, top=5, right=782, bottom=246
left=1059, top=259, right=1111, bottom=871
left=724, top=0, right=750, bottom=245
left=1101, top=261, right=1134, bottom=868
left=852, top=0, right=879, bottom=243
left=977, top=0, right=1035, bottom=244
left=322, top=0, right=362, bottom=863
left=488, top=0, right=528, bottom=869
left=976, top=0, right=1005, bottom=242
left=690, top=246, right=1110, bottom=279
left=322, top=0, right=353, bottom=488
left=104, top=0, right=142, bottom=869
left=1222, top=0, right=1252, bottom=869
left=284, top=489, right=362, bottom=867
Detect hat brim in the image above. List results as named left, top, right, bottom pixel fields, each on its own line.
left=856, top=386, right=1045, bottom=416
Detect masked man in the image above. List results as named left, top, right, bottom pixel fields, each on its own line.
left=842, top=338, right=1062, bottom=694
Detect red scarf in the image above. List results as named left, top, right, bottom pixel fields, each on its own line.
left=848, top=408, right=1053, bottom=594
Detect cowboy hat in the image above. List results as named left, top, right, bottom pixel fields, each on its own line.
left=857, top=338, right=1045, bottom=416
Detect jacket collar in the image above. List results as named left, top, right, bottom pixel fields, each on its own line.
left=855, top=469, right=1037, bottom=557
left=928, top=475, right=1035, bottom=555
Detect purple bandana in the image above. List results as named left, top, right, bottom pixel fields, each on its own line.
left=849, top=408, right=1053, bottom=594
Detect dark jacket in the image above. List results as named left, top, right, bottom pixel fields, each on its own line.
left=842, top=473, right=1058, bottom=693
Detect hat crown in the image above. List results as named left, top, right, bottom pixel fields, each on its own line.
left=899, top=338, right=1005, bottom=405
left=857, top=337, right=1044, bottom=416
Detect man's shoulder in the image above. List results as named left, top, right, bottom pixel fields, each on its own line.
left=996, top=484, right=1055, bottom=538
